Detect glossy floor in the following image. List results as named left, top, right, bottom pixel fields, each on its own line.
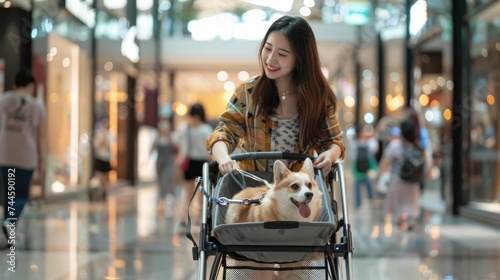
left=0, top=177, right=499, bottom=280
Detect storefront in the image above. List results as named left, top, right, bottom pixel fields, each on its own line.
left=94, top=0, right=140, bottom=186
left=409, top=0, right=453, bottom=204
left=32, top=0, right=94, bottom=199
left=462, top=0, right=500, bottom=224
left=0, top=5, right=32, bottom=91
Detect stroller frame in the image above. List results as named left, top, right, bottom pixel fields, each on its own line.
left=191, top=152, right=354, bottom=280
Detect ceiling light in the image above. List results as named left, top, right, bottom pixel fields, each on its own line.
left=303, top=0, right=315, bottom=8
left=224, top=81, right=236, bottom=92
left=242, top=9, right=267, bottom=22
left=137, top=0, right=153, bottom=11
left=300, top=7, right=311, bottom=16
left=217, top=71, right=228, bottom=81
left=159, top=1, right=171, bottom=11
left=238, top=71, right=249, bottom=81
left=243, top=0, right=293, bottom=12
left=104, top=62, right=113, bottom=71
left=409, top=0, right=427, bottom=35
left=62, top=58, right=70, bottom=68
left=121, top=26, right=139, bottom=63
left=104, top=0, right=126, bottom=10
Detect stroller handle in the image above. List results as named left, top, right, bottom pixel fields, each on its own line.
left=208, top=152, right=315, bottom=170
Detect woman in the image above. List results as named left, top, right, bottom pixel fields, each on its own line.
left=93, top=117, right=113, bottom=200
left=173, top=103, right=213, bottom=246
left=378, top=119, right=429, bottom=230
left=153, top=117, right=178, bottom=216
left=206, top=15, right=345, bottom=175
left=352, top=126, right=378, bottom=209
left=0, top=69, right=46, bottom=246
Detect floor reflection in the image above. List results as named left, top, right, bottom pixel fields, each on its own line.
left=0, top=181, right=498, bottom=280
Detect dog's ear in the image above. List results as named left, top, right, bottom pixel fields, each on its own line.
left=301, top=158, right=315, bottom=177
left=273, top=160, right=289, bottom=182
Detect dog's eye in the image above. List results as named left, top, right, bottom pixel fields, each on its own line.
left=291, top=184, right=299, bottom=190
left=307, top=182, right=312, bottom=189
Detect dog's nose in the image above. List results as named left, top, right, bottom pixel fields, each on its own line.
left=305, top=192, right=313, bottom=200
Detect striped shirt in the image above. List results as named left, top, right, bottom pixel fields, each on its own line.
left=206, top=77, right=345, bottom=172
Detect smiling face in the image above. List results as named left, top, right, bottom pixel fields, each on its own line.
left=271, top=159, right=322, bottom=221
left=261, top=31, right=297, bottom=84
left=285, top=173, right=316, bottom=218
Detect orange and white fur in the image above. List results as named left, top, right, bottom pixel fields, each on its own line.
left=221, top=158, right=324, bottom=280
left=225, top=158, right=322, bottom=224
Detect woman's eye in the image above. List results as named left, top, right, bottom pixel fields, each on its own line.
left=291, top=184, right=299, bottom=190
left=279, top=53, right=286, bottom=57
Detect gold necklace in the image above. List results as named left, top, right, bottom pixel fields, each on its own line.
left=281, top=90, right=289, bottom=101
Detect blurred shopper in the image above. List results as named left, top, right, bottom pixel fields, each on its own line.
left=172, top=103, right=212, bottom=246
left=0, top=69, right=46, bottom=247
left=153, top=117, right=178, bottom=217
left=376, top=126, right=401, bottom=195
left=378, top=119, right=429, bottom=230
left=207, top=15, right=345, bottom=176
left=406, top=107, right=433, bottom=192
left=92, top=117, right=113, bottom=201
left=351, top=126, right=378, bottom=209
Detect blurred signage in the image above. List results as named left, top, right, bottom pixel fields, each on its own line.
left=346, top=1, right=371, bottom=25
left=121, top=26, right=140, bottom=63
left=65, top=0, right=96, bottom=28
left=409, top=0, right=428, bottom=36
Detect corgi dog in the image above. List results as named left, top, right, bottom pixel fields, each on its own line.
left=225, top=158, right=322, bottom=224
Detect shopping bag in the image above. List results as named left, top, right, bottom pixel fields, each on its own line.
left=179, top=157, right=190, bottom=171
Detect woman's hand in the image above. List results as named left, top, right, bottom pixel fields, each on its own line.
left=314, top=145, right=341, bottom=175
left=218, top=159, right=239, bottom=175
left=313, top=153, right=333, bottom=175
left=211, top=142, right=240, bottom=174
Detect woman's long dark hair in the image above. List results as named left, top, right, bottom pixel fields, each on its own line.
left=252, top=15, right=338, bottom=150
left=401, top=119, right=422, bottom=150
left=189, top=102, right=206, bottom=122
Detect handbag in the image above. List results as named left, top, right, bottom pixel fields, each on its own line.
left=377, top=172, right=391, bottom=194
left=179, top=157, right=190, bottom=171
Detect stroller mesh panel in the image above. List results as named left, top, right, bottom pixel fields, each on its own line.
left=219, top=255, right=331, bottom=280
left=211, top=171, right=338, bottom=263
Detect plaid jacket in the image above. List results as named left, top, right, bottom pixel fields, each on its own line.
left=206, top=77, right=345, bottom=172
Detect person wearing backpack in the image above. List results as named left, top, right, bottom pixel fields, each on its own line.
left=352, top=126, right=378, bottom=209
left=378, top=119, right=429, bottom=230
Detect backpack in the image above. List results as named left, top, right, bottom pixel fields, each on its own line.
left=355, top=144, right=371, bottom=173
left=399, top=145, right=424, bottom=183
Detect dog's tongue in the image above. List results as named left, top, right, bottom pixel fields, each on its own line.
left=299, top=202, right=311, bottom=218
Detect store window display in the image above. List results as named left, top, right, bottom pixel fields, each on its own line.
left=468, top=4, right=500, bottom=204
left=43, top=34, right=93, bottom=196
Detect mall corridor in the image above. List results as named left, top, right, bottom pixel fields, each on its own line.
left=0, top=172, right=499, bottom=280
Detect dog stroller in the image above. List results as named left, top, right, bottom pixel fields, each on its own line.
left=186, top=152, right=353, bottom=280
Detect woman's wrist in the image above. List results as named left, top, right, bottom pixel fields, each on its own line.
left=212, top=141, right=232, bottom=164
left=328, top=144, right=341, bottom=163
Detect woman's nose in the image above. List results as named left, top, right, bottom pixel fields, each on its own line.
left=266, top=52, right=278, bottom=64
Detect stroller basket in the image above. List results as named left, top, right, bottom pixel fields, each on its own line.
left=194, top=152, right=354, bottom=280
left=212, top=171, right=338, bottom=263
left=220, top=254, right=333, bottom=280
